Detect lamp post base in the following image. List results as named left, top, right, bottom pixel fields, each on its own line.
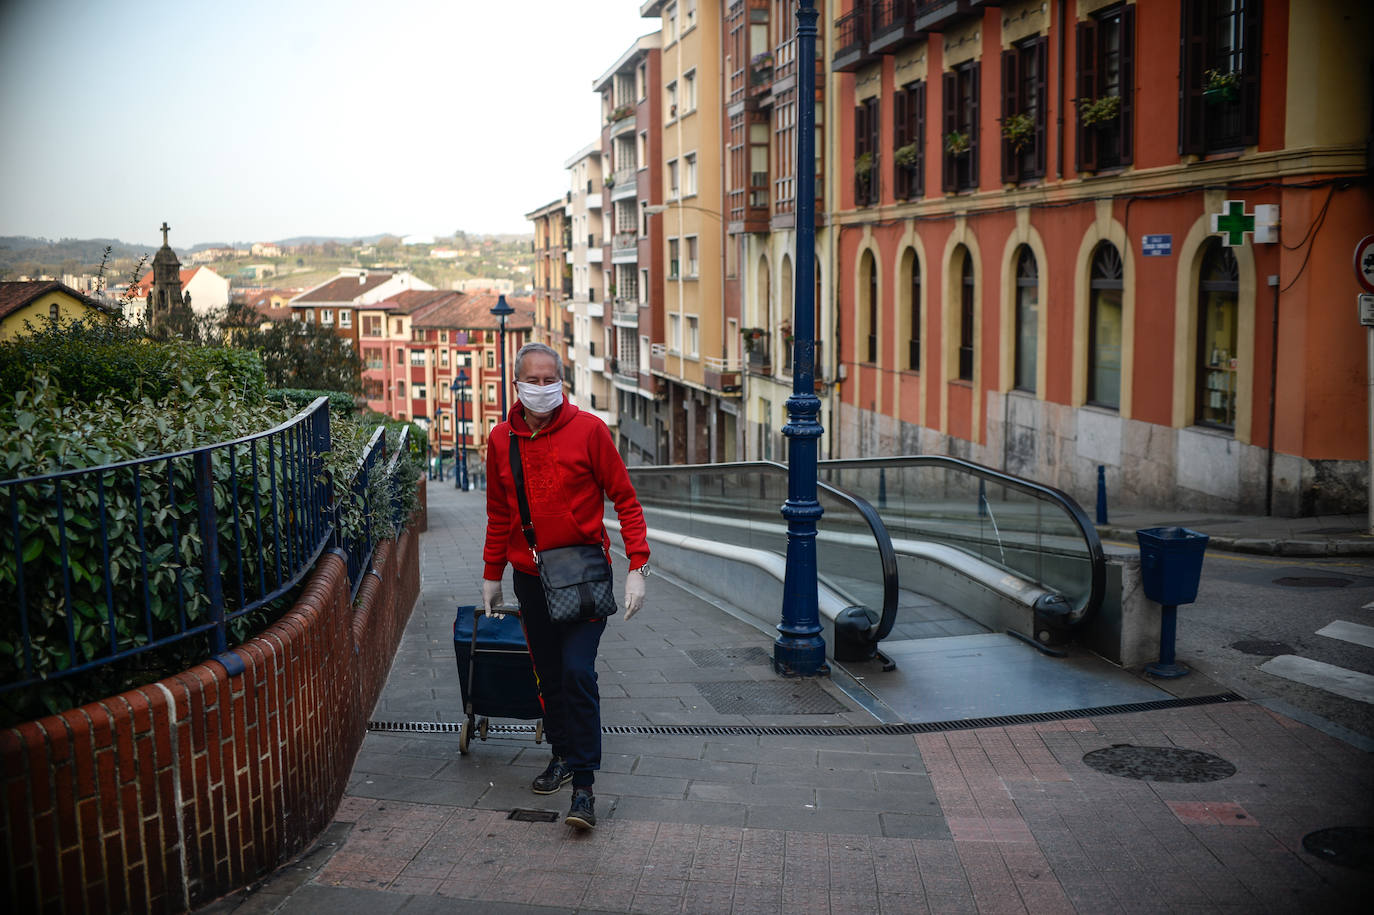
left=772, top=637, right=829, bottom=678
left=1145, top=661, right=1190, bottom=679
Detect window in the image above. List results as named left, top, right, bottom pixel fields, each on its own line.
left=750, top=121, right=770, bottom=207
left=415, top=385, right=427, bottom=400
left=684, top=70, right=697, bottom=112
left=685, top=0, right=695, bottom=30
left=1195, top=240, right=1239, bottom=429
left=687, top=316, right=699, bottom=356
left=440, top=348, right=449, bottom=367
left=686, top=236, right=699, bottom=277
left=894, top=82, right=925, bottom=201
left=1180, top=0, right=1259, bottom=154
left=410, top=350, right=426, bottom=366
left=907, top=252, right=921, bottom=371
left=684, top=153, right=697, bottom=196
left=669, top=238, right=681, bottom=279
left=362, top=315, right=382, bottom=336
left=486, top=350, right=495, bottom=369
left=440, top=330, right=447, bottom=343
left=666, top=81, right=678, bottom=119
left=1014, top=247, right=1038, bottom=392
left=666, top=2, right=678, bottom=43
left=397, top=380, right=406, bottom=398
left=668, top=158, right=680, bottom=198
left=958, top=249, right=975, bottom=381
left=304, top=310, right=315, bottom=323
left=669, top=313, right=682, bottom=352
left=365, top=348, right=384, bottom=370
left=393, top=319, right=403, bottom=334
left=363, top=378, right=384, bottom=400
left=485, top=382, right=496, bottom=403
left=638, top=63, right=647, bottom=101
left=853, top=97, right=880, bottom=206
left=1087, top=243, right=1123, bottom=408
left=396, top=347, right=405, bottom=364
left=1001, top=37, right=1048, bottom=183
left=49, top=302, right=59, bottom=320
left=442, top=414, right=451, bottom=433
left=412, top=328, right=426, bottom=342
left=862, top=250, right=878, bottom=364
left=1077, top=6, right=1136, bottom=172
left=942, top=62, right=980, bottom=192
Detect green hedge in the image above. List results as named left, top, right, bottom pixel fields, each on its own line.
left=0, top=316, right=267, bottom=416
left=267, top=388, right=358, bottom=417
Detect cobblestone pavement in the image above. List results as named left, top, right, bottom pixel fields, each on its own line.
left=204, top=480, right=1373, bottom=914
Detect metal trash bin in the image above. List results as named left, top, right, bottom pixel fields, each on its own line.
left=1136, top=527, right=1209, bottom=678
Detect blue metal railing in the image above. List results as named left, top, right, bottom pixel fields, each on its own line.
left=0, top=398, right=406, bottom=695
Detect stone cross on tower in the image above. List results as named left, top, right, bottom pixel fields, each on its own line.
left=160, top=222, right=170, bottom=246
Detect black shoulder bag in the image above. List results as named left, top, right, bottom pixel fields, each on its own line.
left=508, top=432, right=619, bottom=623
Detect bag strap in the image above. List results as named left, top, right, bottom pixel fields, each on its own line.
left=507, top=431, right=539, bottom=558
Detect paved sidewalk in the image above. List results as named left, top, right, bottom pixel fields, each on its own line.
left=206, top=481, right=1374, bottom=914
left=1096, top=507, right=1373, bottom=557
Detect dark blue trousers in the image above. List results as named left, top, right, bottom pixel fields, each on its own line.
left=513, top=570, right=605, bottom=786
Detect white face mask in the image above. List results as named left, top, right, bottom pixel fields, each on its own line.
left=516, top=380, right=564, bottom=414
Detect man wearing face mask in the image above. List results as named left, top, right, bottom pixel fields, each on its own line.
left=481, top=341, right=650, bottom=830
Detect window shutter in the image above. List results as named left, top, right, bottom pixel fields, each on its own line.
left=969, top=63, right=980, bottom=188
left=1076, top=19, right=1098, bottom=173
left=868, top=97, right=882, bottom=204
left=1120, top=5, right=1135, bottom=164
left=1179, top=0, right=1206, bottom=155
left=1034, top=37, right=1048, bottom=176
left=942, top=71, right=957, bottom=192
left=1240, top=0, right=1261, bottom=146
left=1001, top=49, right=1019, bottom=184
left=854, top=103, right=868, bottom=205
left=894, top=89, right=909, bottom=199
left=914, top=86, right=926, bottom=198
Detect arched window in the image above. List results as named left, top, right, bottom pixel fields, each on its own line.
left=908, top=251, right=921, bottom=371
left=1195, top=240, right=1239, bottom=429
left=1014, top=246, right=1038, bottom=392
left=781, top=256, right=793, bottom=373
left=1087, top=243, right=1123, bottom=408
left=862, top=250, right=878, bottom=363
left=958, top=247, right=974, bottom=381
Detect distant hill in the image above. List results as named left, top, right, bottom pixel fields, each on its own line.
left=0, top=236, right=155, bottom=270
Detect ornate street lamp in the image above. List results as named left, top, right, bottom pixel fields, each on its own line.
left=452, top=368, right=469, bottom=491
left=490, top=294, right=515, bottom=421
left=775, top=4, right=827, bottom=677
left=433, top=406, right=444, bottom=483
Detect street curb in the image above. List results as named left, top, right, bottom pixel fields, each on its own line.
left=1096, top=526, right=1374, bottom=558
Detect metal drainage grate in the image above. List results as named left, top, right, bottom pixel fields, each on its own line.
left=1273, top=576, right=1352, bottom=588
left=686, top=646, right=771, bottom=669
left=695, top=679, right=848, bottom=715
left=1302, top=827, right=1374, bottom=872
left=367, top=692, right=1244, bottom=738
left=1082, top=744, right=1236, bottom=783
left=508, top=808, right=561, bottom=823
left=1230, top=639, right=1295, bottom=656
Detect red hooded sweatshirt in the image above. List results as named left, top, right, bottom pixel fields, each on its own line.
left=483, top=397, right=650, bottom=580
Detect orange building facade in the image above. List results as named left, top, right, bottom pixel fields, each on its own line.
left=826, top=0, right=1372, bottom=514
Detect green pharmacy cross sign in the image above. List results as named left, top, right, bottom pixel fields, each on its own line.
left=1211, top=200, right=1254, bottom=246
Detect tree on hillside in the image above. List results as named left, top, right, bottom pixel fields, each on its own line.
left=222, top=303, right=361, bottom=393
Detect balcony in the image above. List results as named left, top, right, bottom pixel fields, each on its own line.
left=650, top=343, right=666, bottom=373
left=704, top=357, right=742, bottom=394
left=610, top=171, right=638, bottom=202
left=608, top=108, right=636, bottom=139
left=869, top=1, right=922, bottom=55
left=744, top=331, right=771, bottom=376
left=832, top=7, right=874, bottom=73
left=611, top=231, right=639, bottom=263
left=912, top=0, right=973, bottom=32
left=612, top=300, right=639, bottom=326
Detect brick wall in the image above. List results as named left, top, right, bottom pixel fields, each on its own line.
left=1, top=493, right=424, bottom=913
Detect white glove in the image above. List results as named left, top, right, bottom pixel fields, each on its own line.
left=624, top=570, right=646, bottom=620
left=482, top=579, right=505, bottom=618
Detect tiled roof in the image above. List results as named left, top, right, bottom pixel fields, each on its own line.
left=294, top=272, right=395, bottom=304
left=379, top=289, right=462, bottom=316
left=0, top=281, right=105, bottom=322
left=412, top=292, right=535, bottom=331
left=129, top=266, right=199, bottom=298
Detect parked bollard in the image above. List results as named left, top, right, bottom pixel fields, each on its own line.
left=1096, top=465, right=1108, bottom=524
left=1136, top=526, right=1210, bottom=678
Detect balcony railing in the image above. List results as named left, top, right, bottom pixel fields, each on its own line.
left=832, top=6, right=872, bottom=73
left=704, top=357, right=742, bottom=394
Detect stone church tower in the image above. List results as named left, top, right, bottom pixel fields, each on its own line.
left=146, top=221, right=185, bottom=330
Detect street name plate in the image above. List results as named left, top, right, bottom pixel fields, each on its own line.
left=1359, top=294, right=1374, bottom=327
left=1142, top=234, right=1172, bottom=256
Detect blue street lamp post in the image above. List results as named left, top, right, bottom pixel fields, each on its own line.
left=490, top=294, right=515, bottom=422
left=433, top=406, right=444, bottom=482
left=452, top=369, right=469, bottom=491
left=775, top=3, right=828, bottom=677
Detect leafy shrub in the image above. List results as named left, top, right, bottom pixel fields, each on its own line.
left=268, top=388, right=357, bottom=417
left=0, top=315, right=268, bottom=416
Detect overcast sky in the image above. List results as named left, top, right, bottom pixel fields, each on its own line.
left=0, top=0, right=655, bottom=247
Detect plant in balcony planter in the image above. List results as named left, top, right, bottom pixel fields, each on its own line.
left=1203, top=68, right=1239, bottom=104
left=604, top=174, right=615, bottom=188
left=1000, top=113, right=1034, bottom=152
left=894, top=143, right=920, bottom=169
left=854, top=151, right=874, bottom=180
left=944, top=130, right=971, bottom=156
left=1077, top=94, right=1121, bottom=127
left=750, top=52, right=774, bottom=70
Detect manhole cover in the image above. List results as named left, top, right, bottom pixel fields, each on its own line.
left=1230, top=639, right=1295, bottom=656
left=1273, top=577, right=1351, bottom=588
left=1303, top=827, right=1374, bottom=872
left=508, top=808, right=560, bottom=823
left=686, top=646, right=771, bottom=669
left=1082, top=744, right=1236, bottom=782
left=695, top=680, right=848, bottom=715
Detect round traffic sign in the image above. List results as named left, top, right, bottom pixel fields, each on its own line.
left=1356, top=234, right=1374, bottom=293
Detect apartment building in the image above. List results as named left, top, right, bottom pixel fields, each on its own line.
left=563, top=142, right=616, bottom=431
left=357, top=289, right=460, bottom=420
left=642, top=0, right=734, bottom=464
left=595, top=30, right=667, bottom=465
left=826, top=0, right=1371, bottom=515
left=525, top=199, right=570, bottom=361
left=290, top=269, right=433, bottom=348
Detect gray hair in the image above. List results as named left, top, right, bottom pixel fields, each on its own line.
left=514, top=341, right=563, bottom=380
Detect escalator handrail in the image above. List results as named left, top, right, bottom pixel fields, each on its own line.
left=625, top=460, right=900, bottom=643
left=818, top=455, right=1106, bottom=625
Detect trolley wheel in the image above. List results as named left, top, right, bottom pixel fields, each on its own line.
left=534, top=720, right=544, bottom=744
left=458, top=719, right=472, bottom=755
left=478, top=717, right=489, bottom=740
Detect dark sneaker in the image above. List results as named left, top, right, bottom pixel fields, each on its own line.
left=531, top=757, right=573, bottom=795
left=565, top=787, right=596, bottom=830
